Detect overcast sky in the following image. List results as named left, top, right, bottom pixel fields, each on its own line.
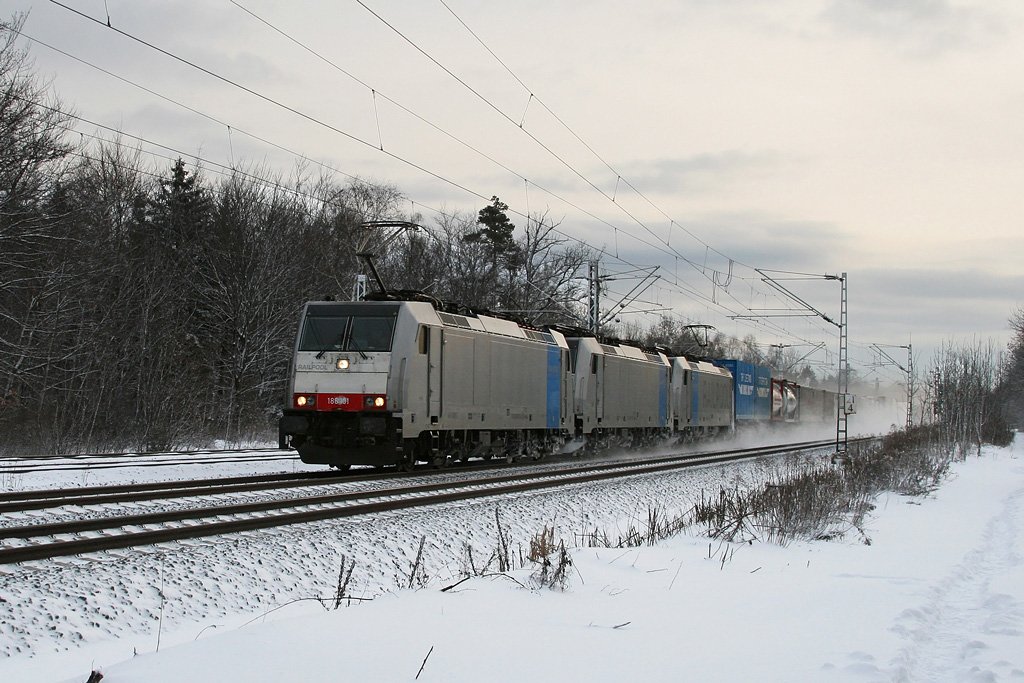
left=7, top=0, right=1023, bottom=386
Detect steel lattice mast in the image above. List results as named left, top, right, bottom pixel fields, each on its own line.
left=587, top=259, right=601, bottom=334
left=836, top=272, right=848, bottom=455
left=740, top=269, right=850, bottom=457
left=906, top=344, right=914, bottom=428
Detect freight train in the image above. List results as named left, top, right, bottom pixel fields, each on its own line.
left=278, top=295, right=843, bottom=470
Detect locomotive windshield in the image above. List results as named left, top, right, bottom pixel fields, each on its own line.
left=298, top=303, right=399, bottom=353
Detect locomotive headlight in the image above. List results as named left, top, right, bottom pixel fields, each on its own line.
left=373, top=396, right=385, bottom=408
left=296, top=395, right=315, bottom=407
left=297, top=395, right=307, bottom=407
left=336, top=358, right=349, bottom=370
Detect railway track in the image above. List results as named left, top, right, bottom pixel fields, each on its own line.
left=0, top=469, right=351, bottom=513
left=0, top=447, right=297, bottom=474
left=1, top=438, right=866, bottom=566
left=0, top=451, right=581, bottom=515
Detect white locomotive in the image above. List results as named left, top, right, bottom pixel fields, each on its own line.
left=278, top=296, right=736, bottom=469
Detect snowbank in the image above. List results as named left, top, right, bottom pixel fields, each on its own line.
left=3, top=438, right=1021, bottom=682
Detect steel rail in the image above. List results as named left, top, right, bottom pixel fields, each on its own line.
left=0, top=437, right=829, bottom=513
left=0, top=452, right=299, bottom=475
left=0, top=470, right=350, bottom=513
left=1, top=439, right=865, bottom=565
left=2, top=442, right=803, bottom=539
left=0, top=447, right=284, bottom=462
left=0, top=449, right=582, bottom=512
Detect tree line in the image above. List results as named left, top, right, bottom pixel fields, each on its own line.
left=0, top=19, right=591, bottom=453
left=903, top=309, right=1022, bottom=455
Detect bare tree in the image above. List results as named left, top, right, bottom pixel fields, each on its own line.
left=931, top=339, right=1004, bottom=454
left=509, top=211, right=591, bottom=325
left=0, top=23, right=633, bottom=453
left=994, top=308, right=1024, bottom=433
left=0, top=14, right=77, bottom=449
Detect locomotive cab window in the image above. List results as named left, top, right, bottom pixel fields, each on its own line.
left=349, top=316, right=395, bottom=352
left=298, top=315, right=350, bottom=353
left=418, top=325, right=429, bottom=354
left=566, top=339, right=579, bottom=374
left=298, top=304, right=399, bottom=353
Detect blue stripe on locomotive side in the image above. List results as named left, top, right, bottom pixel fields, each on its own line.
left=691, top=368, right=700, bottom=425
left=546, top=345, right=561, bottom=429
left=658, top=366, right=668, bottom=427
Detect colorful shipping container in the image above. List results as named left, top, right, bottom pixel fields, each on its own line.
left=714, top=359, right=771, bottom=421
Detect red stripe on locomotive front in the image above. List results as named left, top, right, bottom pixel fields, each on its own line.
left=292, top=393, right=387, bottom=411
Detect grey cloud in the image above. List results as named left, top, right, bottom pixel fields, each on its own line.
left=849, top=267, right=1020, bottom=354
left=819, top=0, right=1011, bottom=56
left=92, top=3, right=288, bottom=86
left=618, top=150, right=786, bottom=194
left=517, top=150, right=787, bottom=198
left=190, top=48, right=287, bottom=87
left=857, top=267, right=1024, bottom=303
left=557, top=217, right=1018, bottom=363
left=681, top=214, right=851, bottom=273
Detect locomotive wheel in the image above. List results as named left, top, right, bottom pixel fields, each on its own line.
left=484, top=438, right=502, bottom=461
left=395, top=439, right=418, bottom=472
left=431, top=454, right=450, bottom=469
left=330, top=463, right=352, bottom=472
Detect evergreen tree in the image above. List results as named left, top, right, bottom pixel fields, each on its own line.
left=465, top=196, right=522, bottom=273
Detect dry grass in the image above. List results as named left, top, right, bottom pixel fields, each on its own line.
left=527, top=525, right=573, bottom=590
left=691, top=428, right=957, bottom=545
left=578, top=505, right=690, bottom=549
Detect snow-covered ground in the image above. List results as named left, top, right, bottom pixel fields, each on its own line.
left=3, top=434, right=1021, bottom=682
left=0, top=448, right=321, bottom=493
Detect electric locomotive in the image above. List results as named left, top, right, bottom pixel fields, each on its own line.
left=278, top=296, right=574, bottom=470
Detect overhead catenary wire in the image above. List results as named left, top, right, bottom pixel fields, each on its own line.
left=428, top=0, right=761, bottom=272
left=18, top=15, right=730, bottom=315
left=221, top=2, right=725, bottom=287
left=35, top=4, right=723, bottom=298
left=44, top=0, right=491, bottom=206
left=18, top=73, right=710, bottom=334
left=348, top=0, right=751, bottom=285
left=66, top=131, right=792, bottom=343
left=365, top=0, right=843, bottom=344
left=227, top=0, right=798, bottom=339
left=425, top=0, right=847, bottom=342
left=29, top=3, right=841, bottom=357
